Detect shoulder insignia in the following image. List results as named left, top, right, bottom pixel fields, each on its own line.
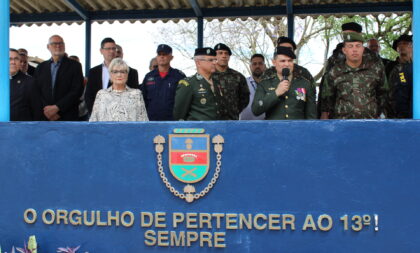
left=179, top=80, right=190, bottom=87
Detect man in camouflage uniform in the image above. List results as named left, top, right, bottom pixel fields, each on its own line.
left=320, top=32, right=389, bottom=119
left=212, top=43, right=250, bottom=120
left=318, top=22, right=383, bottom=117
left=252, top=47, right=317, bottom=120
left=260, top=36, right=314, bottom=84
left=173, top=48, right=222, bottom=121
left=323, top=22, right=382, bottom=73
left=388, top=34, right=413, bottom=118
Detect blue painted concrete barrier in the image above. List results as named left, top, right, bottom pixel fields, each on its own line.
left=0, top=121, right=419, bottom=252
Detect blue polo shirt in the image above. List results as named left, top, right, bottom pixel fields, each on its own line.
left=140, top=67, right=186, bottom=121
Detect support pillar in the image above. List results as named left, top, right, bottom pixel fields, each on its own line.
left=197, top=17, right=203, bottom=48
left=0, top=0, right=10, bottom=122
left=286, top=0, right=294, bottom=39
left=85, top=19, right=91, bottom=75
left=413, top=1, right=419, bottom=119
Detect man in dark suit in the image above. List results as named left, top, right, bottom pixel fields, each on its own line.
left=33, top=35, right=84, bottom=121
left=10, top=48, right=39, bottom=121
left=85, top=38, right=139, bottom=114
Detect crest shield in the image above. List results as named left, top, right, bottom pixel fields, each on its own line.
left=169, top=134, right=210, bottom=183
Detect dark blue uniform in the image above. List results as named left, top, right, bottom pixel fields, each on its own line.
left=141, top=67, right=186, bottom=121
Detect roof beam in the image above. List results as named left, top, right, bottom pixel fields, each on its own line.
left=62, top=0, right=88, bottom=20
left=10, top=2, right=412, bottom=25
left=189, top=0, right=202, bottom=17
left=294, top=2, right=411, bottom=15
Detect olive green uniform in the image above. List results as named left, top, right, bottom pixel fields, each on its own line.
left=173, top=73, right=221, bottom=121
left=252, top=74, right=317, bottom=120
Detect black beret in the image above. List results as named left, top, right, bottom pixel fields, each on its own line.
left=214, top=43, right=232, bottom=55
left=194, top=47, right=216, bottom=56
left=277, top=36, right=297, bottom=50
left=392, top=34, right=412, bottom=51
left=274, top=46, right=296, bottom=59
left=156, top=44, right=172, bottom=54
left=341, top=22, right=362, bottom=33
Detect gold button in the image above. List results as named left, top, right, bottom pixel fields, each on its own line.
left=285, top=114, right=289, bottom=118
left=285, top=105, right=288, bottom=109
left=285, top=96, right=288, bottom=99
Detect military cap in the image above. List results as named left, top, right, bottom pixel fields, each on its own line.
left=342, top=32, right=364, bottom=43
left=214, top=43, right=232, bottom=55
left=157, top=44, right=172, bottom=54
left=392, top=34, right=412, bottom=51
left=277, top=36, right=297, bottom=50
left=341, top=22, right=363, bottom=33
left=194, top=47, right=216, bottom=56
left=274, top=46, right=296, bottom=59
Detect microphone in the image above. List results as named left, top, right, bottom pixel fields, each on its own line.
left=282, top=68, right=290, bottom=81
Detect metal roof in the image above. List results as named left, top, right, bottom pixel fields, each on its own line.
left=10, top=0, right=412, bottom=26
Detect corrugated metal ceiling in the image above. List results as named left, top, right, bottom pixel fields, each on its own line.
left=10, top=0, right=412, bottom=26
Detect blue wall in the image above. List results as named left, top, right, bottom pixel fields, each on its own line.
left=0, top=121, right=419, bottom=252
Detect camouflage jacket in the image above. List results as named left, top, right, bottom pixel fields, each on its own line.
left=320, top=55, right=389, bottom=119
left=388, top=62, right=413, bottom=118
left=212, top=67, right=250, bottom=120
left=261, top=64, right=314, bottom=84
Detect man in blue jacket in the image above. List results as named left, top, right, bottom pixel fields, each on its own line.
left=141, top=44, right=186, bottom=121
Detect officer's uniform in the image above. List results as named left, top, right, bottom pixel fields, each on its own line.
left=173, top=74, right=221, bottom=121
left=252, top=47, right=317, bottom=120
left=252, top=74, right=316, bottom=120
left=141, top=67, right=185, bottom=120
left=173, top=47, right=221, bottom=121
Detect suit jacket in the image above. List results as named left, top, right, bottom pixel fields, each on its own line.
left=34, top=56, right=84, bottom=121
left=85, top=64, right=139, bottom=114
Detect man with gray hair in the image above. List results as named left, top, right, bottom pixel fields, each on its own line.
left=33, top=35, right=84, bottom=121
left=173, top=47, right=222, bottom=121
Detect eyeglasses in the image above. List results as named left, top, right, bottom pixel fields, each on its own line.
left=110, top=70, right=128, bottom=74
left=49, top=42, right=64, bottom=46
left=102, top=47, right=117, bottom=51
left=198, top=58, right=217, bottom=63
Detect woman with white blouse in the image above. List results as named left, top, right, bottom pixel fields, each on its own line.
left=89, top=58, right=148, bottom=122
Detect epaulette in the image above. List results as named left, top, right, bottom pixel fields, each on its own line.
left=178, top=79, right=190, bottom=87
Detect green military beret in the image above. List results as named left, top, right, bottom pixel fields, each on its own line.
left=342, top=32, right=364, bottom=43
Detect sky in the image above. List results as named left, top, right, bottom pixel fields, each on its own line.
left=10, top=20, right=328, bottom=81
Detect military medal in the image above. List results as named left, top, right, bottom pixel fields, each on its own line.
left=295, top=88, right=306, bottom=101
left=200, top=98, right=207, bottom=104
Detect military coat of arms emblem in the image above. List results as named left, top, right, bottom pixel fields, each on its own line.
left=154, top=129, right=224, bottom=203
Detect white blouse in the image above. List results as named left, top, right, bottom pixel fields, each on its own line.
left=89, top=86, right=149, bottom=122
